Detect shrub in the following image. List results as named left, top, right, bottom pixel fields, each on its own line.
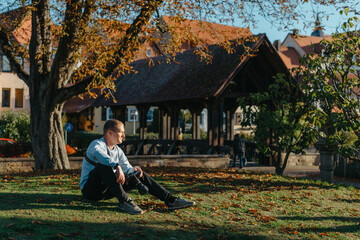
left=0, top=111, right=31, bottom=143
left=72, top=131, right=103, bottom=150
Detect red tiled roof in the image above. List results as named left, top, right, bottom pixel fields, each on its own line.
left=292, top=34, right=332, bottom=54
left=0, top=6, right=32, bottom=45
left=279, top=45, right=300, bottom=69
left=161, top=15, right=252, bottom=47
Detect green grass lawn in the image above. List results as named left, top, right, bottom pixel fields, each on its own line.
left=0, top=167, right=359, bottom=240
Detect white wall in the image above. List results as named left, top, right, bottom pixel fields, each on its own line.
left=0, top=72, right=30, bottom=113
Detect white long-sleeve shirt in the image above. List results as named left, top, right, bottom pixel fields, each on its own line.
left=79, top=137, right=134, bottom=190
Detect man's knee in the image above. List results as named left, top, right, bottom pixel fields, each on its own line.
left=96, top=163, right=113, bottom=171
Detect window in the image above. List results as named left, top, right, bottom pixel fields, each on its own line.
left=101, top=107, right=113, bottom=121
left=146, top=109, right=154, bottom=122
left=146, top=48, right=152, bottom=57
left=2, top=89, right=10, bottom=107
left=2, top=55, right=10, bottom=72
left=128, top=108, right=138, bottom=122
left=15, top=89, right=24, bottom=108
left=15, top=56, right=23, bottom=66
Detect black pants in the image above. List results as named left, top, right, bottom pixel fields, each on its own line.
left=81, top=164, right=172, bottom=203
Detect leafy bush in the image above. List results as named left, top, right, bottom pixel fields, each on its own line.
left=0, top=111, right=31, bottom=143
left=73, top=131, right=103, bottom=149
left=200, top=129, right=207, bottom=140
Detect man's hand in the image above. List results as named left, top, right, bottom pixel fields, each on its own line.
left=115, top=165, right=125, bottom=185
left=134, top=166, right=143, bottom=178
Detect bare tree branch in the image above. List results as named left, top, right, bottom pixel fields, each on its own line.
left=50, top=0, right=95, bottom=90
left=0, top=29, right=30, bottom=86
left=55, top=0, right=165, bottom=104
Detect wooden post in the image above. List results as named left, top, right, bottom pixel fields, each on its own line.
left=224, top=100, right=239, bottom=141
left=138, top=106, right=149, bottom=140
left=159, top=107, right=170, bottom=140
left=212, top=106, right=220, bottom=146
left=190, top=106, right=202, bottom=140
left=207, top=101, right=214, bottom=146
left=225, top=109, right=236, bottom=141
left=158, top=108, right=164, bottom=139
left=217, top=101, right=224, bottom=146
left=170, top=108, right=180, bottom=140
left=166, top=113, right=171, bottom=140
left=207, top=100, right=224, bottom=146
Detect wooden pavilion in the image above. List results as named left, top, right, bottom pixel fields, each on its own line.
left=86, top=34, right=289, bottom=154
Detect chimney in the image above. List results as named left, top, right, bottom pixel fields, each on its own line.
left=291, top=29, right=299, bottom=38
left=273, top=40, right=281, bottom=51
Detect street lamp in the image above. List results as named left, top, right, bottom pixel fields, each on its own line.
left=131, top=110, right=138, bottom=135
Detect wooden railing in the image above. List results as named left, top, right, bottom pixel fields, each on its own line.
left=119, top=139, right=257, bottom=159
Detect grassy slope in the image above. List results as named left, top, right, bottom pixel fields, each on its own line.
left=0, top=167, right=359, bottom=240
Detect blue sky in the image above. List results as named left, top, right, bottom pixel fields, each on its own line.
left=248, top=2, right=358, bottom=43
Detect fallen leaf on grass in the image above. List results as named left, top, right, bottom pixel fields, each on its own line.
left=31, top=220, right=46, bottom=224
left=6, top=223, right=14, bottom=228
left=57, top=231, right=81, bottom=237
left=319, top=233, right=330, bottom=237
left=119, top=232, right=131, bottom=236
left=229, top=217, right=245, bottom=221
left=281, top=224, right=300, bottom=235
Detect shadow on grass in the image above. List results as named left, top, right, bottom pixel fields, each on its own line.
left=0, top=216, right=271, bottom=240
left=0, top=192, right=118, bottom=211
left=331, top=198, right=360, bottom=203
left=277, top=216, right=360, bottom=234
left=0, top=192, right=174, bottom=213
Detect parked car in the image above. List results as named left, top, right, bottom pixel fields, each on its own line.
left=0, top=138, right=32, bottom=158
left=0, top=138, right=16, bottom=145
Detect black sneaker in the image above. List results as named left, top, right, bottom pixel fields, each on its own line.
left=167, top=197, right=196, bottom=210
left=118, top=199, right=144, bottom=215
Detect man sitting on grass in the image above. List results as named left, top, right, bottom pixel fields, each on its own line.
left=79, top=119, right=195, bottom=215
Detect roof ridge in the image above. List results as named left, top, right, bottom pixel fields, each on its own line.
left=161, top=15, right=249, bottom=30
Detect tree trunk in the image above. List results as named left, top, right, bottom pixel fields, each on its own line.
left=276, top=151, right=291, bottom=175
left=274, top=149, right=282, bottom=175
left=274, top=149, right=291, bottom=175
left=31, top=101, right=70, bottom=170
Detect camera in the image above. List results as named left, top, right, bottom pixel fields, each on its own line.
left=127, top=172, right=148, bottom=195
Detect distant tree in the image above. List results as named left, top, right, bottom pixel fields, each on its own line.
left=0, top=0, right=354, bottom=169
left=239, top=74, right=318, bottom=175
left=298, top=13, right=360, bottom=148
